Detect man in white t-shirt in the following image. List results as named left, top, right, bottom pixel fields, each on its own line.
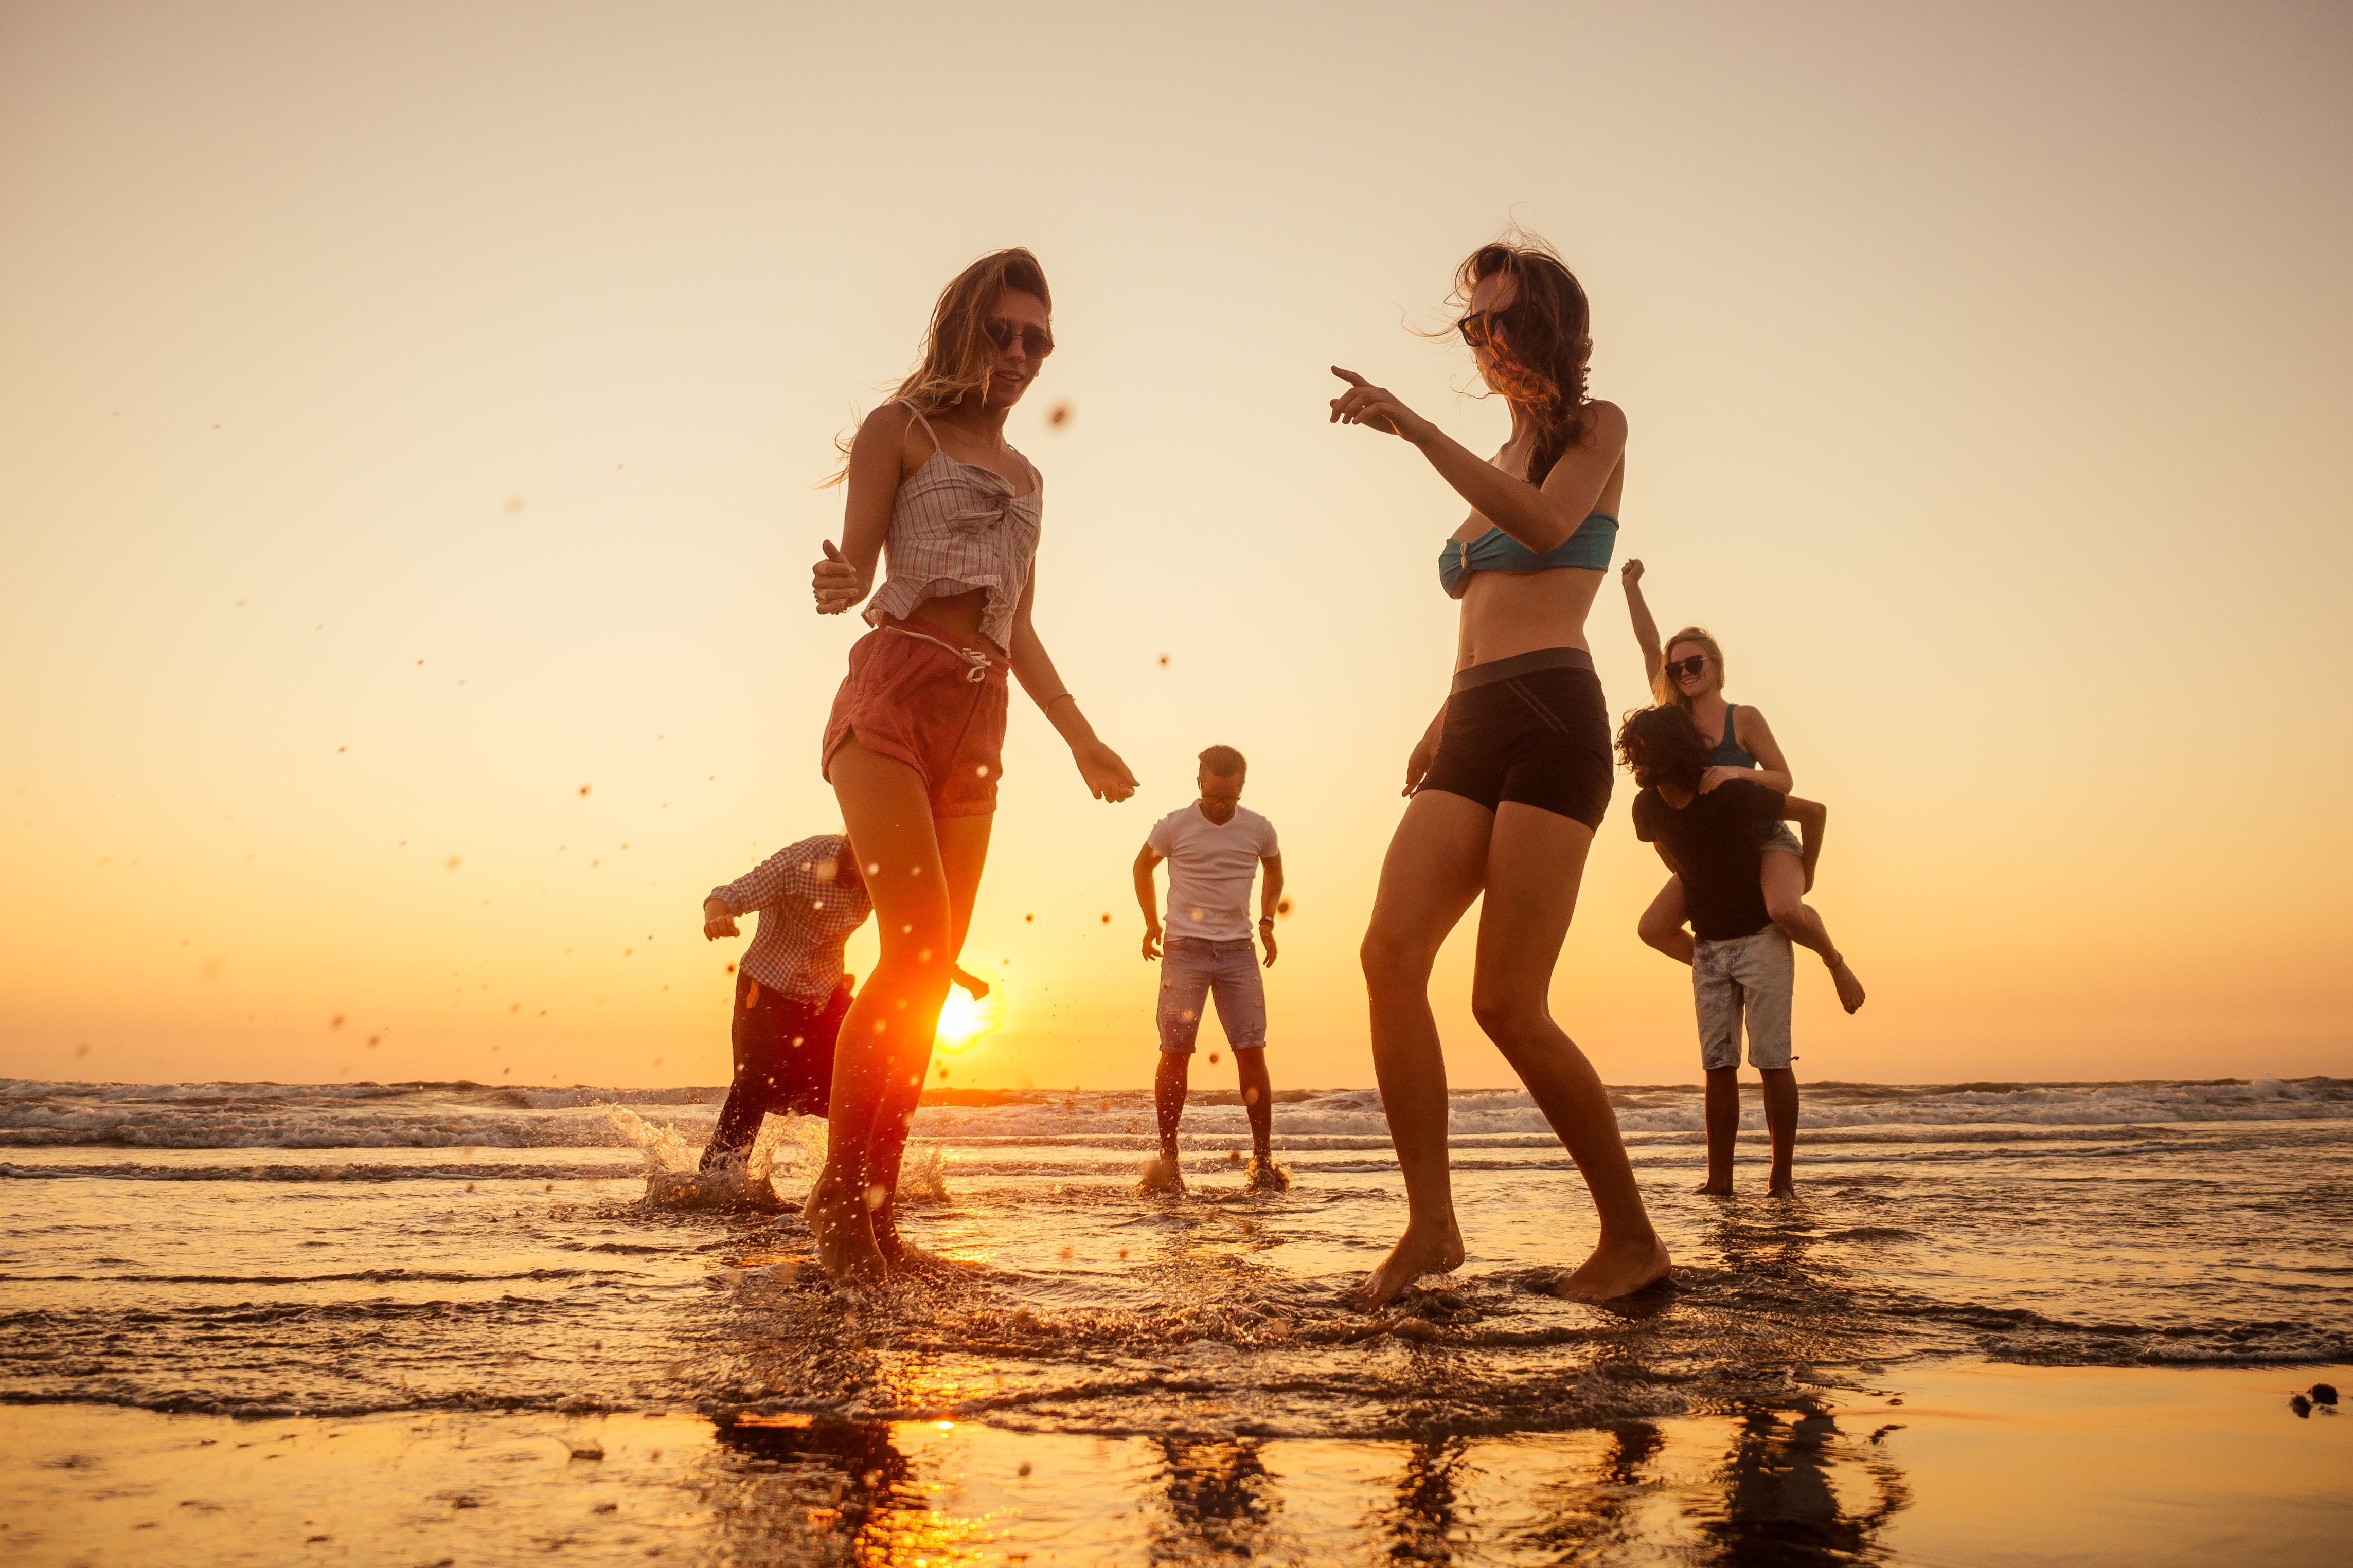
left=1132, top=744, right=1287, bottom=1192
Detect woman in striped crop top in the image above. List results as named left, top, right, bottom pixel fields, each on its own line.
left=805, top=248, right=1137, bottom=1283
left=1326, top=233, right=1671, bottom=1309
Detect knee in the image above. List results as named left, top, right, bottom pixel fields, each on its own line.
left=1637, top=906, right=1682, bottom=949
left=1764, top=891, right=1807, bottom=929
left=1360, top=926, right=1433, bottom=993
left=1469, top=988, right=1546, bottom=1048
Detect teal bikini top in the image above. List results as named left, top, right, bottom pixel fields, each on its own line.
left=1438, top=514, right=1619, bottom=599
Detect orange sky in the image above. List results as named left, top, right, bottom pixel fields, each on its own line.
left=3, top=1, right=2348, bottom=1090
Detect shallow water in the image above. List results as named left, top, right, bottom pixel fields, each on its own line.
left=4, top=1076, right=2347, bottom=1441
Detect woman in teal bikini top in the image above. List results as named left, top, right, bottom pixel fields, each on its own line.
left=1438, top=512, right=1619, bottom=597
left=1325, top=233, right=1670, bottom=1311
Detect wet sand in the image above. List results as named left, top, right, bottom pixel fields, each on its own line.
left=5, top=1363, right=2344, bottom=1565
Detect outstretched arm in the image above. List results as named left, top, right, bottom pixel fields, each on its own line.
left=1621, top=559, right=1662, bottom=693
left=812, top=404, right=912, bottom=615
left=1133, top=845, right=1165, bottom=959
left=1330, top=368, right=1627, bottom=554
left=1006, top=565, right=1137, bottom=803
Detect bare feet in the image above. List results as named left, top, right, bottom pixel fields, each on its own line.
left=1828, top=956, right=1866, bottom=1014
left=1694, top=1178, right=1733, bottom=1196
left=1136, top=1155, right=1186, bottom=1195
left=1547, top=1232, right=1673, bottom=1302
left=1346, top=1220, right=1466, bottom=1311
left=1245, top=1155, right=1291, bottom=1191
left=1767, top=1176, right=1796, bottom=1198
left=803, top=1171, right=886, bottom=1284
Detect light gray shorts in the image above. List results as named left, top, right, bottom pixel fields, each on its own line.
left=1157, top=938, right=1267, bottom=1054
left=1693, top=924, right=1794, bottom=1071
left=1758, top=821, right=1803, bottom=856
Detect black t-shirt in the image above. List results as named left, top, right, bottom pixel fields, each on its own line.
left=1632, top=778, right=1788, bottom=941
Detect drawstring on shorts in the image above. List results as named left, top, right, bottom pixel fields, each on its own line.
left=883, top=623, right=993, bottom=683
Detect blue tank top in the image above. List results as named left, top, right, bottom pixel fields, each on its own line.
left=1708, top=706, right=1757, bottom=769
left=1438, top=513, right=1618, bottom=600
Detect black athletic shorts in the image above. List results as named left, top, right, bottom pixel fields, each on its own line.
left=1417, top=648, right=1613, bottom=830
left=702, top=970, right=851, bottom=1167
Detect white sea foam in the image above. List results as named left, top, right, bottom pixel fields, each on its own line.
left=0, top=1077, right=2342, bottom=1150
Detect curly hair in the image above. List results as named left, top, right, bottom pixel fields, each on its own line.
left=830, top=248, right=1051, bottom=480
left=1450, top=231, right=1594, bottom=486
left=1615, top=705, right=1710, bottom=793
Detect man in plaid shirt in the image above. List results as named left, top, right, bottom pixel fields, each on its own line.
left=699, top=833, right=987, bottom=1179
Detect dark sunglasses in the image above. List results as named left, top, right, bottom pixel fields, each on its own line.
left=1455, top=304, right=1516, bottom=347
left=984, top=318, right=1055, bottom=359
left=1665, top=654, right=1709, bottom=680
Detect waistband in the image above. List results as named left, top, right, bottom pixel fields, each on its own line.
left=1451, top=646, right=1594, bottom=693
left=876, top=613, right=1009, bottom=681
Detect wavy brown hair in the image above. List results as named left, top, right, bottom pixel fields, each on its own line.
left=1450, top=232, right=1594, bottom=487
left=830, top=247, right=1052, bottom=479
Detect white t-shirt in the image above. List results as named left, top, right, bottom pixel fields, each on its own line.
left=1148, top=804, right=1280, bottom=942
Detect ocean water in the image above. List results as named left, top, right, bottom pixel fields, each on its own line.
left=3, top=1076, right=2349, bottom=1563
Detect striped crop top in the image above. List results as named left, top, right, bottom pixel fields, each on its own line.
left=864, top=407, right=1043, bottom=651
left=1438, top=513, right=1618, bottom=599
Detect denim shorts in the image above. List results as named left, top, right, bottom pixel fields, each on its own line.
left=1156, top=938, right=1267, bottom=1054
left=1694, top=925, right=1794, bottom=1071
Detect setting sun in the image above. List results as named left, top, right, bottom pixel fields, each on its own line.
left=934, top=988, right=1003, bottom=1054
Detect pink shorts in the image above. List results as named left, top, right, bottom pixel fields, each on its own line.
left=822, top=614, right=1010, bottom=818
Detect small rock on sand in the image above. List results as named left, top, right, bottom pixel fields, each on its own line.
left=2310, top=1382, right=2338, bottom=1405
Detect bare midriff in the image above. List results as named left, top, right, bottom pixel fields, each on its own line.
left=1449, top=454, right=1623, bottom=672
left=908, top=586, right=999, bottom=652
left=1452, top=567, right=1606, bottom=670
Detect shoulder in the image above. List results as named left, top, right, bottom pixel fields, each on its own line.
left=1582, top=399, right=1628, bottom=450
left=1149, top=807, right=1190, bottom=839
left=1240, top=806, right=1277, bottom=838
left=1733, top=702, right=1770, bottom=734
left=853, top=403, right=928, bottom=466
left=784, top=832, right=841, bottom=863
left=1631, top=788, right=1661, bottom=835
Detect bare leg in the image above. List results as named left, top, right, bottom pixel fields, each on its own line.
left=867, top=813, right=992, bottom=1270
left=1350, top=792, right=1490, bottom=1308
left=1700, top=1066, right=1739, bottom=1194
left=1761, top=1068, right=1799, bottom=1195
left=1638, top=876, right=1695, bottom=966
left=1152, top=1050, right=1190, bottom=1177
left=1235, top=1048, right=1273, bottom=1159
left=1762, top=856, right=1865, bottom=1014
left=812, top=740, right=970, bottom=1282
left=1471, top=803, right=1672, bottom=1303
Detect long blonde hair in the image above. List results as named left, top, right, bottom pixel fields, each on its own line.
left=1656, top=625, right=1726, bottom=709
left=829, top=248, right=1053, bottom=480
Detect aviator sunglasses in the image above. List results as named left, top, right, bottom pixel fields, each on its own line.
left=1665, top=654, right=1710, bottom=681
left=984, top=318, right=1056, bottom=359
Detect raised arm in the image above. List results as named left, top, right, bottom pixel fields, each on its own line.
left=1330, top=368, right=1627, bottom=554
left=812, top=404, right=914, bottom=615
left=1006, top=564, right=1138, bottom=803
left=1621, top=559, right=1662, bottom=692
left=1133, top=844, right=1165, bottom=959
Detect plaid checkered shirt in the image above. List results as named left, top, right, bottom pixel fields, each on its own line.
left=709, top=834, right=871, bottom=1003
